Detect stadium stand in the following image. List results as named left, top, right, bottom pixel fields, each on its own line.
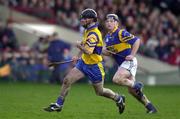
left=0, top=0, right=179, bottom=84
left=1, top=0, right=179, bottom=65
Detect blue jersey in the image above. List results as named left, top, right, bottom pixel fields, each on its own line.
left=104, top=27, right=139, bottom=65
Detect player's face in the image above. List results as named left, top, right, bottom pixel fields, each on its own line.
left=80, top=18, right=92, bottom=28
left=80, top=18, right=87, bottom=26
left=105, top=18, right=118, bottom=31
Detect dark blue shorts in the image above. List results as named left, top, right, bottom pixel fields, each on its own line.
left=75, top=59, right=105, bottom=84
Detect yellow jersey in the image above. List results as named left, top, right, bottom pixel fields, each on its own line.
left=81, top=23, right=103, bottom=64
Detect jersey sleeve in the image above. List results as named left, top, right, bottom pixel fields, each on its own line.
left=84, top=33, right=98, bottom=53
left=86, top=33, right=98, bottom=47
left=118, top=29, right=139, bottom=45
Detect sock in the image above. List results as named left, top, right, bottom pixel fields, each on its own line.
left=146, top=103, right=156, bottom=111
left=56, top=96, right=64, bottom=106
left=133, top=82, right=143, bottom=90
left=115, top=94, right=123, bottom=103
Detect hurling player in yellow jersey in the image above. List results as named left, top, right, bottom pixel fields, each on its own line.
left=44, top=9, right=125, bottom=114
left=103, top=14, right=157, bottom=114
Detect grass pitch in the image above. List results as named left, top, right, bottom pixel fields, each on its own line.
left=0, top=82, right=180, bottom=119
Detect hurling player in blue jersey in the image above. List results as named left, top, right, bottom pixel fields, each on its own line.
left=44, top=9, right=125, bottom=114
left=103, top=14, right=157, bottom=114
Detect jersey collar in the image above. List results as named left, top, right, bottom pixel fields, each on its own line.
left=109, top=26, right=118, bottom=34
left=86, top=23, right=98, bottom=31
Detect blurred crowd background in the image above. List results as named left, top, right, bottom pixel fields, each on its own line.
left=0, top=0, right=179, bottom=83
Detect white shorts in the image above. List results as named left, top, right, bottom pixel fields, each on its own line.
left=120, top=57, right=137, bottom=77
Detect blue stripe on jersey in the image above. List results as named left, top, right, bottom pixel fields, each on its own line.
left=87, top=32, right=99, bottom=42
left=86, top=43, right=96, bottom=47
left=87, top=32, right=102, bottom=55
left=93, top=46, right=102, bottom=55
left=121, top=29, right=139, bottom=45
left=86, top=40, right=97, bottom=47
left=127, top=37, right=139, bottom=45
left=87, top=39, right=97, bottom=44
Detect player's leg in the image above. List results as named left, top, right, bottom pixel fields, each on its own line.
left=92, top=82, right=125, bottom=114
left=125, top=58, right=157, bottom=113
left=112, top=67, right=134, bottom=87
left=44, top=67, right=85, bottom=112
left=88, top=62, right=119, bottom=101
left=60, top=67, right=85, bottom=98
left=112, top=58, right=157, bottom=113
left=112, top=58, right=144, bottom=90
left=128, top=86, right=149, bottom=104
left=92, top=81, right=119, bottom=100
left=112, top=58, right=138, bottom=88
left=128, top=77, right=157, bottom=113
left=87, top=61, right=125, bottom=114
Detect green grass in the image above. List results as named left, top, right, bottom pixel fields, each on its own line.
left=0, top=82, right=180, bottom=119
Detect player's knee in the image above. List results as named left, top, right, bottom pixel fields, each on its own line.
left=112, top=77, right=118, bottom=84
left=63, top=79, right=70, bottom=86
left=95, top=89, right=104, bottom=96
left=63, top=77, right=72, bottom=86
left=112, top=75, right=124, bottom=85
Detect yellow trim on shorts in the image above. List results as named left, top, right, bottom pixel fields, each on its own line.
left=97, top=62, right=105, bottom=80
